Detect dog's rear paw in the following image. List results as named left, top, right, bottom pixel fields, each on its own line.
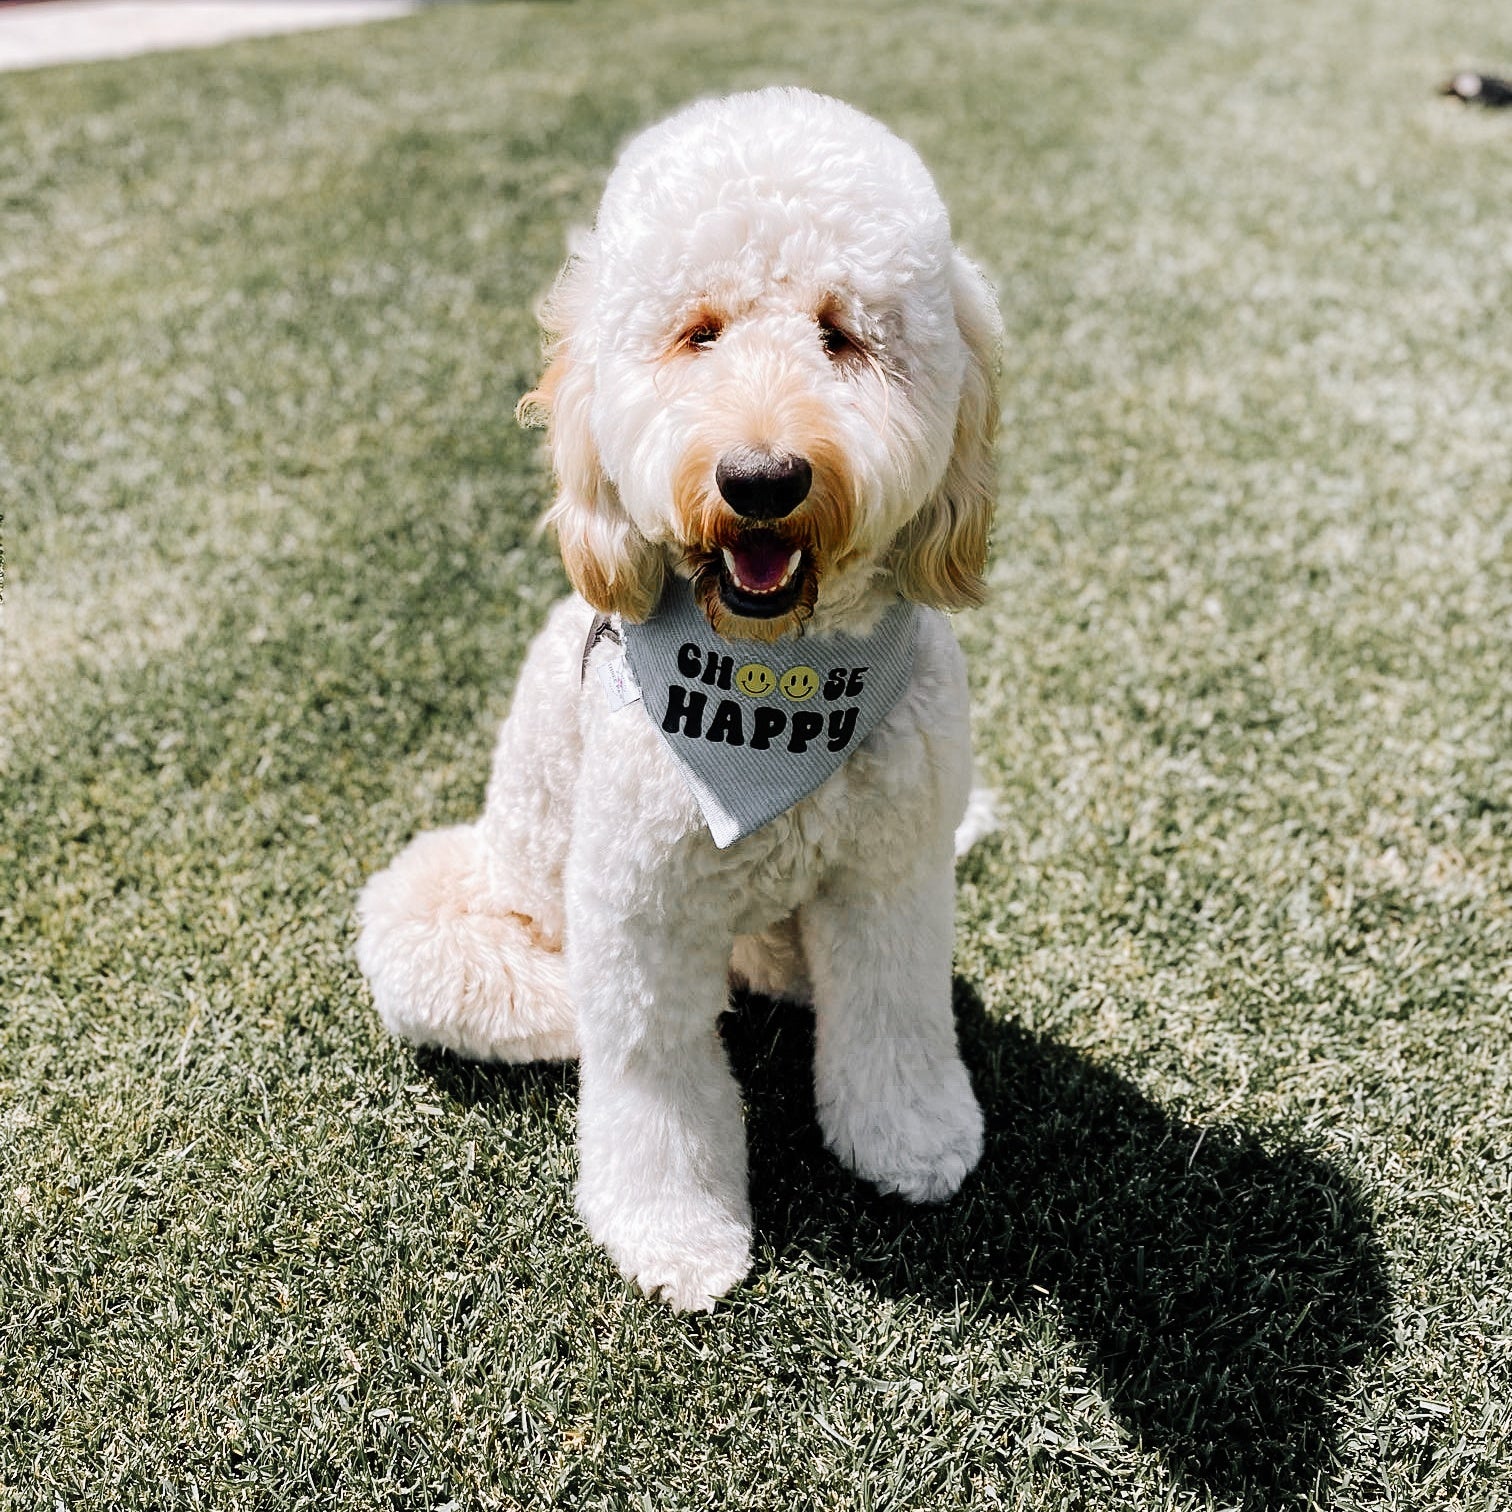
left=953, top=783, right=998, bottom=859
left=356, top=825, right=577, bottom=1062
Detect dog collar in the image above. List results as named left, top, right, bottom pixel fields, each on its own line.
left=606, top=576, right=922, bottom=848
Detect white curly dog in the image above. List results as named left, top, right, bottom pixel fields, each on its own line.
left=356, top=87, right=1001, bottom=1311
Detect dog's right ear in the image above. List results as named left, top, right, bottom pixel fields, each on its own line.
left=517, top=255, right=665, bottom=621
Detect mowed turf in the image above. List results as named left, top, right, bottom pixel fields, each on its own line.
left=2, top=1, right=1511, bottom=1507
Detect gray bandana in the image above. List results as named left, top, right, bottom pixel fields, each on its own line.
left=607, top=576, right=921, bottom=848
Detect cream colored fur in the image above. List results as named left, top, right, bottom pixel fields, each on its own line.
left=357, top=88, right=1001, bottom=1310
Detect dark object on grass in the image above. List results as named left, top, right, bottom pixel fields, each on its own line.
left=1441, top=71, right=1512, bottom=106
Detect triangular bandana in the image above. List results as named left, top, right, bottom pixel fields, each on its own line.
left=618, top=576, right=922, bottom=848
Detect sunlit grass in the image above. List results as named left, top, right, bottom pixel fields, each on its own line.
left=3, top=1, right=1511, bottom=1507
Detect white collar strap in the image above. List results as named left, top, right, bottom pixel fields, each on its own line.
left=620, top=576, right=922, bottom=848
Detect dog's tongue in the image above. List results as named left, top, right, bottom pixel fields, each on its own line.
left=726, top=537, right=797, bottom=593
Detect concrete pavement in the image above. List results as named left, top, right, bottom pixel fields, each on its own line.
left=0, top=1, right=417, bottom=73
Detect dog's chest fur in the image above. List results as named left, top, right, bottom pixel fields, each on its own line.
left=574, top=602, right=971, bottom=939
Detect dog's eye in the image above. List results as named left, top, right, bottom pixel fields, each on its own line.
left=683, top=322, right=723, bottom=351
left=819, top=322, right=858, bottom=360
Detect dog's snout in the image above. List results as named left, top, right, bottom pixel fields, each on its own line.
left=715, top=449, right=813, bottom=520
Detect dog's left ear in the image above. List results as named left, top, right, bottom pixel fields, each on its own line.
left=890, top=251, right=1002, bottom=611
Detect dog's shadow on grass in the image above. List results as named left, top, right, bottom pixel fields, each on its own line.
left=726, top=980, right=1392, bottom=1510
left=416, top=981, right=1390, bottom=1509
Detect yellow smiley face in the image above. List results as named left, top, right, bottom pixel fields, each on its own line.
left=735, top=662, right=776, bottom=697
left=779, top=665, right=819, bottom=701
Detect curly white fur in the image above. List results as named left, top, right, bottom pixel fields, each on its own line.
left=356, top=88, right=1001, bottom=1311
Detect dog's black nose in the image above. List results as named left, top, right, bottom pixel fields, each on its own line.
left=715, top=449, right=813, bottom=520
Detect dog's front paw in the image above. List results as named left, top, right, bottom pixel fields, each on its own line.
left=577, top=1189, right=751, bottom=1312
left=623, top=1234, right=753, bottom=1313
left=819, top=1053, right=984, bottom=1205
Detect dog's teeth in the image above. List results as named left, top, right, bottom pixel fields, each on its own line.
left=722, top=545, right=803, bottom=596
left=723, top=550, right=762, bottom=594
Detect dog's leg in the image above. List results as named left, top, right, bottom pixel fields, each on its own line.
left=729, top=915, right=812, bottom=1003
left=356, top=597, right=590, bottom=1063
left=355, top=823, right=577, bottom=1062
left=569, top=915, right=751, bottom=1311
left=801, top=857, right=983, bottom=1203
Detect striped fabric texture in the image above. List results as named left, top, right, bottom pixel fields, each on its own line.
left=619, top=576, right=923, bottom=847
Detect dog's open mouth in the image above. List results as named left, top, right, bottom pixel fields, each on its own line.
left=716, top=535, right=807, bottom=619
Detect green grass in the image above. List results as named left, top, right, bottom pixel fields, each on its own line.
left=3, top=0, right=1511, bottom=1506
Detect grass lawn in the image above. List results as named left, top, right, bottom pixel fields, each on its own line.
left=3, top=0, right=1511, bottom=1506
